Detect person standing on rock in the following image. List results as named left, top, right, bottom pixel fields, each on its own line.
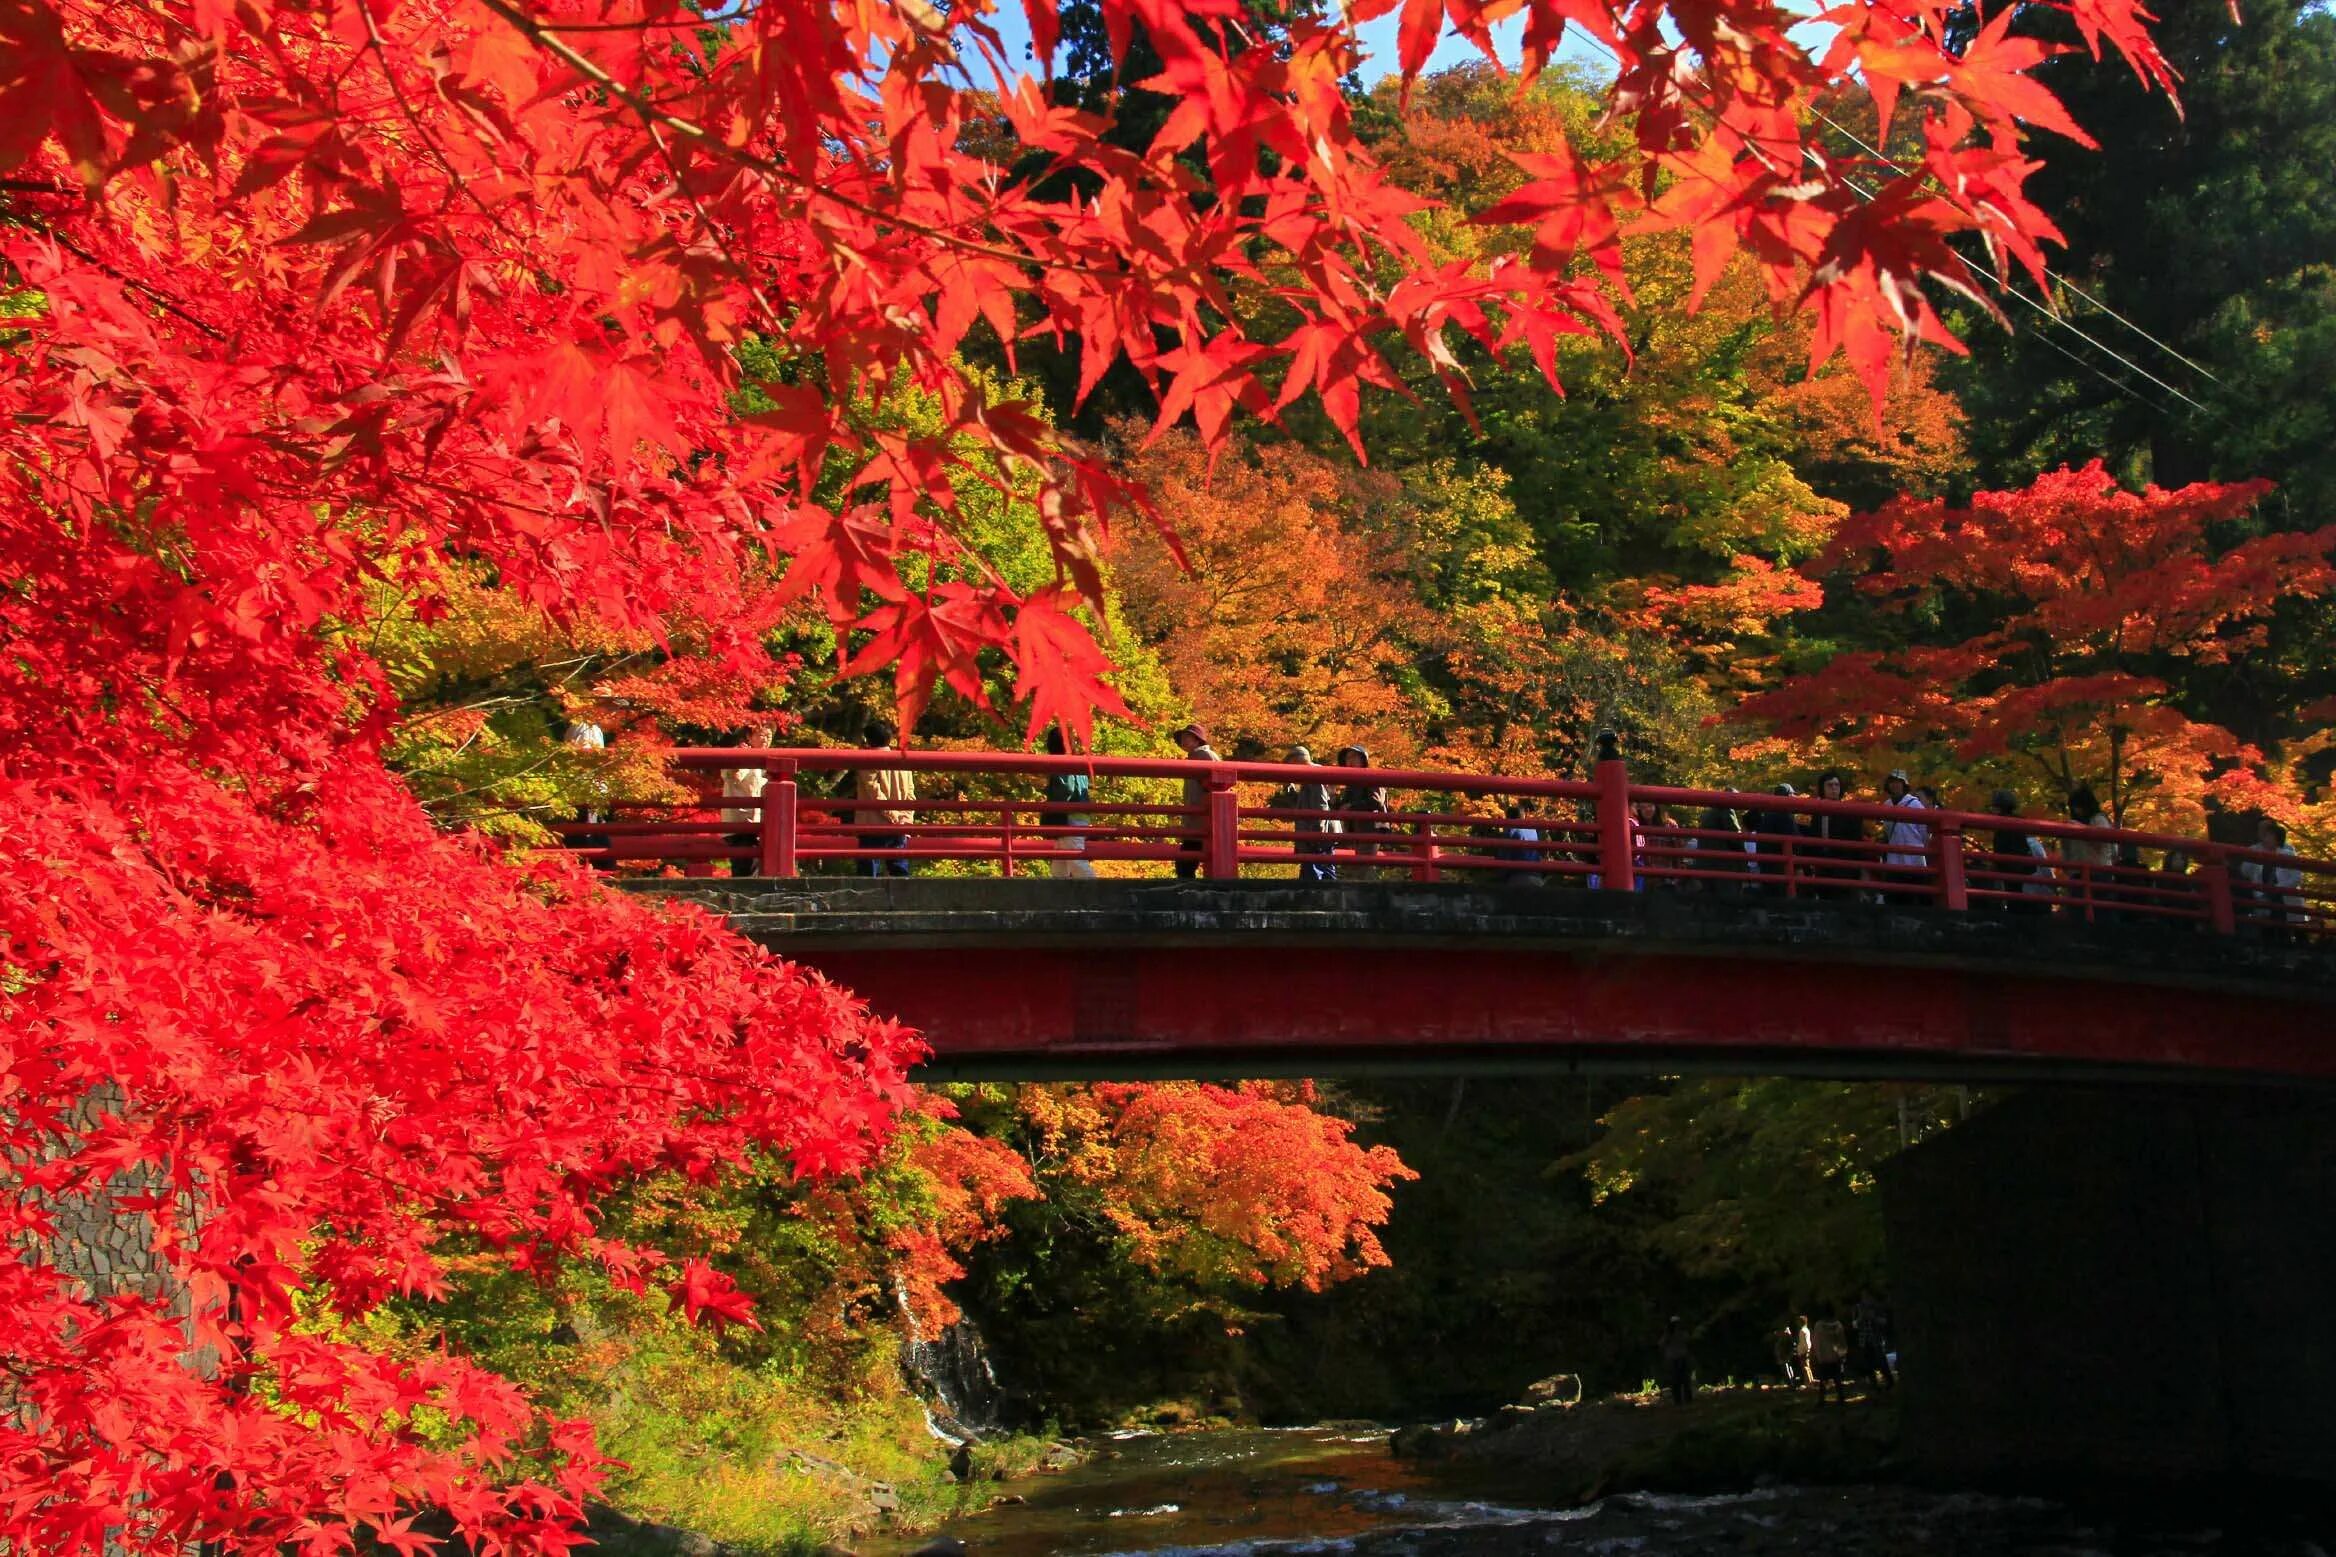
left=1852, top=1291, right=1895, bottom=1391
left=1794, top=1314, right=1814, bottom=1389
left=1811, top=1314, right=1851, bottom=1405
left=1660, top=1316, right=1693, bottom=1406
left=1772, top=1325, right=1802, bottom=1387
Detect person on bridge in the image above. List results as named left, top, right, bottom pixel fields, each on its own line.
left=718, top=724, right=776, bottom=878
left=2063, top=786, right=2116, bottom=920
left=1172, top=723, right=1219, bottom=880
left=1881, top=770, right=1931, bottom=895
left=564, top=715, right=611, bottom=867
left=2239, top=818, right=2305, bottom=936
left=1660, top=1316, right=1693, bottom=1405
left=1271, top=746, right=1341, bottom=883
left=852, top=722, right=917, bottom=878
left=1043, top=725, right=1097, bottom=880
left=1749, top=784, right=1807, bottom=894
left=1334, top=745, right=1392, bottom=879
left=1691, top=792, right=1750, bottom=895
left=1808, top=771, right=1866, bottom=900
left=1504, top=800, right=1545, bottom=887
left=1985, top=789, right=2054, bottom=913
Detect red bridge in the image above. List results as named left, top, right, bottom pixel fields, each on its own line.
left=559, top=749, right=2336, bottom=1083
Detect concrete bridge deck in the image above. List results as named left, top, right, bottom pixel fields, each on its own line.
left=630, top=878, right=2336, bottom=1084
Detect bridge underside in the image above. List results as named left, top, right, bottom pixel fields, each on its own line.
left=628, top=879, right=2336, bottom=1084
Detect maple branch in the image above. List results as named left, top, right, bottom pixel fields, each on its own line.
left=7, top=212, right=226, bottom=341
left=471, top=0, right=1086, bottom=278
left=352, top=0, right=535, bottom=264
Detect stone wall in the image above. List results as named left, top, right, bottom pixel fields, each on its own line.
left=1881, top=1087, right=2336, bottom=1490
left=25, top=1084, right=179, bottom=1307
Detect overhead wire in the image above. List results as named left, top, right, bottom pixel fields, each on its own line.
left=1798, top=101, right=2215, bottom=412
left=1545, top=24, right=2219, bottom=419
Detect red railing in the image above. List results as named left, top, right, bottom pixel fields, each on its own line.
left=548, top=749, right=2335, bottom=942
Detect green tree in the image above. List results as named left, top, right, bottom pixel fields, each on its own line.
left=1947, top=0, right=2336, bottom=528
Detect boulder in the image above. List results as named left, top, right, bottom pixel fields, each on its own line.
left=1523, top=1373, right=1583, bottom=1408
left=1388, top=1419, right=1478, bottom=1460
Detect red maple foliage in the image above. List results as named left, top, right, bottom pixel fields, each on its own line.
left=1731, top=463, right=2336, bottom=826
left=0, top=0, right=2175, bottom=1546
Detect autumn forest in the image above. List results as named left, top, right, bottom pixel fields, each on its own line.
left=2, top=0, right=2333, bottom=1550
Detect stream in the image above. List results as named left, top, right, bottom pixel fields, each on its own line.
left=859, top=1426, right=2332, bottom=1557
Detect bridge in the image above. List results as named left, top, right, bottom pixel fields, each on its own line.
left=560, top=748, right=2336, bottom=1083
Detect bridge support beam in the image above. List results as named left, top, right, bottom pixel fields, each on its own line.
left=1881, top=1088, right=2336, bottom=1495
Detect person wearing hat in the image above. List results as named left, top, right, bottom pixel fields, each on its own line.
left=1269, top=745, right=1341, bottom=882
left=1333, top=744, right=1391, bottom=879
left=1172, top=722, right=1219, bottom=879
left=1881, top=768, right=1931, bottom=893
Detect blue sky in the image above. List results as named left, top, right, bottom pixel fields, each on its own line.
left=972, top=3, right=1620, bottom=92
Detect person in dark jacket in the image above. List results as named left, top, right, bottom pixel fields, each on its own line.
left=1985, top=788, right=2053, bottom=913
left=1043, top=724, right=1096, bottom=879
left=1334, top=744, right=1391, bottom=879
left=1808, top=770, right=1867, bottom=900
left=1748, top=783, right=1808, bottom=895
left=1692, top=792, right=1750, bottom=895
left=1270, top=745, right=1339, bottom=883
left=1504, top=799, right=1545, bottom=887
left=1172, top=722, right=1219, bottom=879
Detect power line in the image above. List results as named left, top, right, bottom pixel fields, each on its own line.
left=1546, top=25, right=2215, bottom=420
left=1801, top=101, right=2218, bottom=401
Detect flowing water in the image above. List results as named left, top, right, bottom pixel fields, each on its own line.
left=859, top=1426, right=2331, bottom=1557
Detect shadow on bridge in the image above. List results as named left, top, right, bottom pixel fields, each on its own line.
left=628, top=877, right=2336, bottom=1085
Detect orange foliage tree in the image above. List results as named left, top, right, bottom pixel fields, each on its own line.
left=1731, top=463, right=2336, bottom=826
left=1012, top=1082, right=1416, bottom=1292
left=1110, top=431, right=1440, bottom=759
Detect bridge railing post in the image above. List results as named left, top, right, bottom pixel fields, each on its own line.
left=1411, top=818, right=1440, bottom=883
left=759, top=759, right=798, bottom=878
left=999, top=799, right=1016, bottom=878
left=2199, top=850, right=2237, bottom=936
left=1935, top=816, right=1967, bottom=911
left=1595, top=748, right=1634, bottom=894
left=1204, top=770, right=1240, bottom=879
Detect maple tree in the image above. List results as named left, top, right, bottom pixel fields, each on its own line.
left=0, top=0, right=2184, bottom=1543
left=1730, top=463, right=2336, bottom=828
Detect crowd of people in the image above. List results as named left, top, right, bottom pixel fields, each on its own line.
left=677, top=724, right=2312, bottom=927
left=1767, top=1296, right=1896, bottom=1406
left=1653, top=1294, right=1895, bottom=1409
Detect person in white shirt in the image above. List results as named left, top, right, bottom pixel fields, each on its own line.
left=563, top=716, right=610, bottom=864
left=1881, top=769, right=1931, bottom=890
left=2238, top=816, right=2305, bottom=936
left=719, top=724, right=776, bottom=877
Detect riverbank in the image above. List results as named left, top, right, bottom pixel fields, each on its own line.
left=1393, top=1384, right=1900, bottom=1504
